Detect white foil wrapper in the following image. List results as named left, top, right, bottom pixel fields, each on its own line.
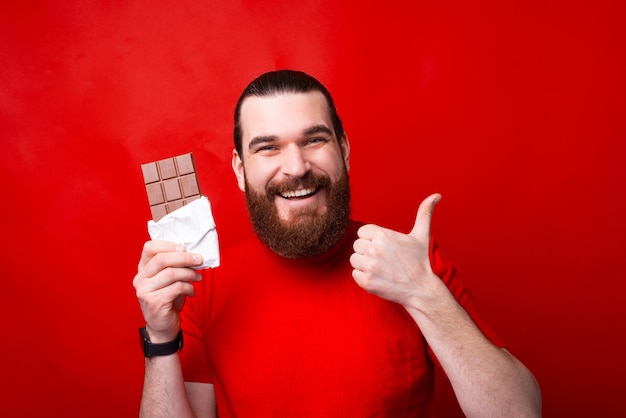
left=147, top=196, right=220, bottom=269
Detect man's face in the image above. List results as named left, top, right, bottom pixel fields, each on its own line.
left=232, top=91, right=351, bottom=258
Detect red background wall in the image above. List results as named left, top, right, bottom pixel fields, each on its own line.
left=1, top=1, right=624, bottom=417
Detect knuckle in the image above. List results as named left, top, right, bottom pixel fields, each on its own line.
left=360, top=275, right=373, bottom=291
left=172, top=280, right=192, bottom=297
left=171, top=279, right=185, bottom=293
left=370, top=226, right=386, bottom=240
left=365, top=245, right=380, bottom=258
left=363, top=257, right=377, bottom=275
left=132, top=275, right=142, bottom=292
left=163, top=266, right=178, bottom=283
left=354, top=269, right=372, bottom=286
left=151, top=252, right=168, bottom=270
left=135, top=289, right=148, bottom=303
left=135, top=285, right=152, bottom=304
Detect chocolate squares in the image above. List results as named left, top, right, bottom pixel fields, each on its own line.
left=141, top=153, right=201, bottom=221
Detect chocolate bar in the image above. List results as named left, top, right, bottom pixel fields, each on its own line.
left=141, top=152, right=201, bottom=221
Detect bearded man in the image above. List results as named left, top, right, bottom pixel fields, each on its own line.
left=133, top=70, right=542, bottom=417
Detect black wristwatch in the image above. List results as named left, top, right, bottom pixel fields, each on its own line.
left=139, top=327, right=184, bottom=358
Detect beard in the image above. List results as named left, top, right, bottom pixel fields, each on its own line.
left=244, top=169, right=351, bottom=258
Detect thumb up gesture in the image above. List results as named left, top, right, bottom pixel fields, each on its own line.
left=350, top=193, right=442, bottom=307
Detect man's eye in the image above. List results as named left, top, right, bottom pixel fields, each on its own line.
left=255, top=145, right=277, bottom=153
left=307, top=137, right=327, bottom=145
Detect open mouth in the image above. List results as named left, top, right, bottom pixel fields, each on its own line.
left=279, top=187, right=318, bottom=199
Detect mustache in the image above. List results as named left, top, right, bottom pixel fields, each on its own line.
left=265, top=172, right=331, bottom=196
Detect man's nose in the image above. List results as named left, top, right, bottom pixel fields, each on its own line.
left=281, top=144, right=310, bottom=177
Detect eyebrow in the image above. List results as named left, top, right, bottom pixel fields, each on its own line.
left=248, top=135, right=277, bottom=151
left=247, top=124, right=335, bottom=151
left=303, top=124, right=334, bottom=137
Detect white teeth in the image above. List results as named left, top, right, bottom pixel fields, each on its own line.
left=281, top=188, right=316, bottom=198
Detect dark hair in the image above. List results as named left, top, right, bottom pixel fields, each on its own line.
left=233, top=69, right=344, bottom=157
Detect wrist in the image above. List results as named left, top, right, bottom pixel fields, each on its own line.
left=144, top=325, right=179, bottom=343
left=404, top=274, right=452, bottom=316
left=139, top=327, right=184, bottom=358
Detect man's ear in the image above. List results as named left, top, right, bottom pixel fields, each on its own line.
left=340, top=133, right=351, bottom=171
left=232, top=149, right=246, bottom=192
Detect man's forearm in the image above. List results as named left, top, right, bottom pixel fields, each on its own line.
left=406, top=288, right=542, bottom=417
left=140, top=354, right=195, bottom=418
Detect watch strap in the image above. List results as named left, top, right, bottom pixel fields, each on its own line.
left=139, top=327, right=183, bottom=358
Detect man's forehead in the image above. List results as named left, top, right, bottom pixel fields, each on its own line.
left=239, top=91, right=333, bottom=137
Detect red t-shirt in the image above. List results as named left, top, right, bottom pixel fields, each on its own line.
left=180, top=220, right=503, bottom=417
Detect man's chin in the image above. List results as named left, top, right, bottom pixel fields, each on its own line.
left=245, top=169, right=351, bottom=258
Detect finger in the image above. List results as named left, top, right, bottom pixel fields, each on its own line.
left=138, top=240, right=184, bottom=271
left=352, top=268, right=377, bottom=294
left=140, top=278, right=197, bottom=306
left=140, top=265, right=202, bottom=295
left=356, top=223, right=387, bottom=241
left=409, top=193, right=442, bottom=239
left=352, top=238, right=370, bottom=256
left=349, top=252, right=365, bottom=271
left=351, top=268, right=366, bottom=287
left=141, top=248, right=203, bottom=279
left=350, top=252, right=379, bottom=278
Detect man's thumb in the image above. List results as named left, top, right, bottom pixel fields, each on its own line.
left=409, top=193, right=442, bottom=238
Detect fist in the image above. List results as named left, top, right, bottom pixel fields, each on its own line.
left=350, top=193, right=441, bottom=306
